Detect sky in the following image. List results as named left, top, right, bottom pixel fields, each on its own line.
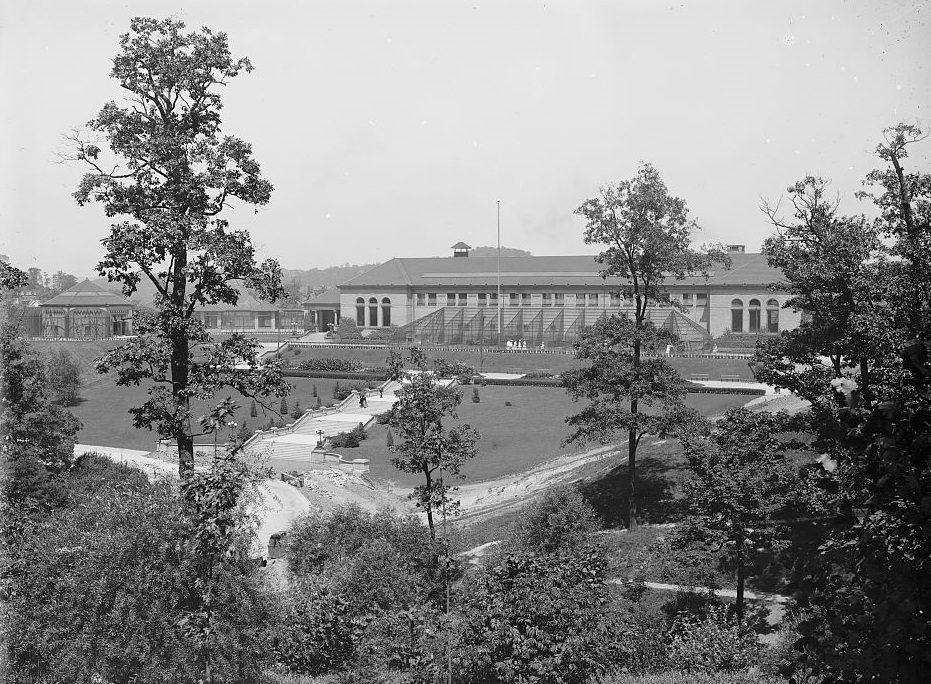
left=1, top=0, right=929, bottom=277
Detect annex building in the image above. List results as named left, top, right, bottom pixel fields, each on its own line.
left=39, top=279, right=134, bottom=338
left=337, top=244, right=800, bottom=349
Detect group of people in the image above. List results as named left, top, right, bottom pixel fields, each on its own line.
left=506, top=339, right=544, bottom=350
left=356, top=386, right=384, bottom=408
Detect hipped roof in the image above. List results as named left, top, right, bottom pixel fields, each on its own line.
left=40, top=279, right=132, bottom=307
left=339, top=253, right=782, bottom=289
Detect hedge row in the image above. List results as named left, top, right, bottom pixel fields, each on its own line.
left=283, top=369, right=389, bottom=381
left=476, top=376, right=566, bottom=388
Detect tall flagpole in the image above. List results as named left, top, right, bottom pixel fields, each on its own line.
left=497, top=200, right=501, bottom=348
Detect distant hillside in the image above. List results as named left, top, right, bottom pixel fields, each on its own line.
left=469, top=246, right=532, bottom=257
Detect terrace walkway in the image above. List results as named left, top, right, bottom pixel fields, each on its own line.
left=241, top=376, right=458, bottom=473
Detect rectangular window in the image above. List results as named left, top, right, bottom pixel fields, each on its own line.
left=203, top=313, right=219, bottom=329
left=696, top=293, right=708, bottom=307
left=681, top=292, right=693, bottom=314
left=521, top=293, right=531, bottom=306
left=490, top=293, right=498, bottom=307
left=554, top=293, right=564, bottom=307
left=478, top=293, right=487, bottom=307
left=588, top=293, right=598, bottom=307
left=258, top=313, right=273, bottom=328
left=458, top=293, right=467, bottom=307
left=416, top=293, right=425, bottom=306
left=542, top=293, right=552, bottom=307
left=610, top=292, right=621, bottom=307
left=576, top=293, right=586, bottom=307
left=427, top=293, right=437, bottom=307
left=510, top=293, right=519, bottom=307
left=447, top=293, right=456, bottom=306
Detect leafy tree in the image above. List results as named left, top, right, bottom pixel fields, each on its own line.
left=564, top=316, right=708, bottom=530
left=782, top=125, right=931, bottom=683
left=564, top=163, right=724, bottom=529
left=756, top=176, right=893, bottom=411
left=0, top=260, right=28, bottom=291
left=858, top=123, right=931, bottom=337
left=1, top=319, right=81, bottom=510
left=45, top=347, right=83, bottom=405
left=69, top=17, right=288, bottom=480
left=49, top=270, right=78, bottom=294
left=748, top=125, right=931, bottom=682
left=386, top=347, right=479, bottom=539
left=506, top=484, right=599, bottom=557
left=671, top=408, right=802, bottom=620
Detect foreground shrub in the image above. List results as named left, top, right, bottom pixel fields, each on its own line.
left=6, top=479, right=272, bottom=683
left=272, top=586, right=361, bottom=676
left=665, top=605, right=762, bottom=673
left=286, top=505, right=444, bottom=610
left=456, top=546, right=617, bottom=684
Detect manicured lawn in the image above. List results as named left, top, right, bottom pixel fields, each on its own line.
left=333, top=386, right=751, bottom=488
left=67, top=376, right=348, bottom=451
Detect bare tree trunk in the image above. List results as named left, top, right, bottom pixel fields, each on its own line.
left=628, top=411, right=638, bottom=531
left=736, top=542, right=745, bottom=621
left=424, top=466, right=435, bottom=540
left=628, top=330, right=642, bottom=530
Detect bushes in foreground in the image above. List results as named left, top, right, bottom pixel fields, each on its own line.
left=5, top=476, right=272, bottom=683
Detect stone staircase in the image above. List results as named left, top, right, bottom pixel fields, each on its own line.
left=242, top=380, right=400, bottom=472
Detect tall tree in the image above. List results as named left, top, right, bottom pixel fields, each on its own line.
left=564, top=163, right=723, bottom=529
left=754, top=176, right=894, bottom=420
left=752, top=126, right=931, bottom=682
left=858, top=123, right=931, bottom=338
left=672, top=408, right=802, bottom=620
left=70, top=17, right=289, bottom=479
left=386, top=348, right=479, bottom=539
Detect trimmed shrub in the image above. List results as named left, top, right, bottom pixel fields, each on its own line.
left=280, top=397, right=289, bottom=415
left=472, top=387, right=480, bottom=403
left=298, top=358, right=364, bottom=373
left=250, top=400, right=258, bottom=418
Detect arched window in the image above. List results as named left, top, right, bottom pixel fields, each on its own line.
left=731, top=298, right=744, bottom=333
left=766, top=298, right=780, bottom=333
left=381, top=297, right=391, bottom=327
left=368, top=297, right=378, bottom=327
left=356, top=297, right=365, bottom=327
left=748, top=298, right=761, bottom=333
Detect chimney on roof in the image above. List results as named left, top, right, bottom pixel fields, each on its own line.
left=451, top=242, right=472, bottom=257
left=727, top=244, right=746, bottom=253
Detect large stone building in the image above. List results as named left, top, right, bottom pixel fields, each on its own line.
left=39, top=279, right=134, bottom=338
left=336, top=244, right=800, bottom=349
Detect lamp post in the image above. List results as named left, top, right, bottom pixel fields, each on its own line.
left=316, top=428, right=324, bottom=449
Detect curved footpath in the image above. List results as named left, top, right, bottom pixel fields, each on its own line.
left=73, top=444, right=311, bottom=557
